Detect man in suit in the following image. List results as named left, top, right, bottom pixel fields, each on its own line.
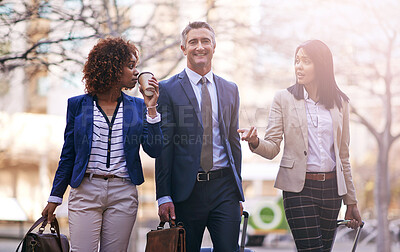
left=155, top=21, right=244, bottom=251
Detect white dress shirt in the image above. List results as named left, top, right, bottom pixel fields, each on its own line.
left=185, top=67, right=229, bottom=170
left=304, top=88, right=336, bottom=172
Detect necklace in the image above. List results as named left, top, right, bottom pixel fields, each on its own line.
left=305, top=100, right=318, bottom=128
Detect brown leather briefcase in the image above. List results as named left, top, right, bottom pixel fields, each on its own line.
left=145, top=220, right=186, bottom=252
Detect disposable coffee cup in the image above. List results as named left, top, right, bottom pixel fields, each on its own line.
left=138, top=72, right=155, bottom=96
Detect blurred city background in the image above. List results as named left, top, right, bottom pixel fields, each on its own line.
left=0, top=0, right=399, bottom=251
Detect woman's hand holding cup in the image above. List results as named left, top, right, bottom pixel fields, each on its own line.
left=138, top=72, right=159, bottom=118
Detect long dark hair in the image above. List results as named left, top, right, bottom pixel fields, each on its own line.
left=288, top=40, right=349, bottom=109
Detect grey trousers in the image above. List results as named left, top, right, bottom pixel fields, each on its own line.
left=68, top=176, right=138, bottom=252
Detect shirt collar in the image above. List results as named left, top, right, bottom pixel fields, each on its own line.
left=303, top=86, right=310, bottom=100
left=93, top=92, right=124, bottom=103
left=303, top=86, right=319, bottom=105
left=185, top=67, right=214, bottom=85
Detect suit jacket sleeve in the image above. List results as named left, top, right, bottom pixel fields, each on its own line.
left=155, top=83, right=174, bottom=200
left=230, top=84, right=242, bottom=176
left=252, top=91, right=283, bottom=159
left=340, top=101, right=357, bottom=205
left=50, top=98, right=77, bottom=198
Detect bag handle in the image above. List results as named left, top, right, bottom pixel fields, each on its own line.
left=157, top=219, right=176, bottom=230
left=50, top=217, right=64, bottom=251
left=157, top=218, right=185, bottom=230
left=16, top=216, right=64, bottom=252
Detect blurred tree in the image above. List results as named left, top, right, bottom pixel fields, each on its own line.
left=334, top=2, right=400, bottom=251
left=0, top=0, right=184, bottom=79
left=253, top=1, right=400, bottom=251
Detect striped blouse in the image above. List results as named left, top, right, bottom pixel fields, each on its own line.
left=86, top=97, right=129, bottom=177
left=47, top=95, right=162, bottom=204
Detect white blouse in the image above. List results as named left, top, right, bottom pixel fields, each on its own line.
left=304, top=88, right=336, bottom=172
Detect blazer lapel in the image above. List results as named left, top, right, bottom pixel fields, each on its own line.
left=82, top=95, right=94, bottom=147
left=122, top=92, right=135, bottom=141
left=330, top=105, right=339, bottom=152
left=178, top=71, right=203, bottom=127
left=292, top=95, right=308, bottom=150
left=214, top=75, right=226, bottom=137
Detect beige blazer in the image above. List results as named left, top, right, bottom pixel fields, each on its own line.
left=252, top=89, right=357, bottom=205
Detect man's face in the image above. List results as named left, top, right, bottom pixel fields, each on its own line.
left=181, top=28, right=215, bottom=74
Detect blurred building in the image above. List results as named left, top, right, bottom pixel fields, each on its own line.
left=0, top=0, right=280, bottom=225
left=1, top=0, right=399, bottom=237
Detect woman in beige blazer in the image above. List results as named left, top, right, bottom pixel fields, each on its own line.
left=239, top=40, right=362, bottom=252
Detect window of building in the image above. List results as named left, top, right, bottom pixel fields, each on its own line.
left=0, top=41, right=11, bottom=56
left=37, top=76, right=50, bottom=96
left=63, top=0, right=83, bottom=10
left=0, top=3, right=13, bottom=16
left=116, top=0, right=131, bottom=6
left=36, top=41, right=50, bottom=54
left=0, top=80, right=10, bottom=97
left=62, top=34, right=82, bottom=51
left=63, top=73, right=83, bottom=89
left=38, top=0, right=51, bottom=19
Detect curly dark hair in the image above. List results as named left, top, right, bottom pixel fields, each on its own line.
left=83, top=37, right=139, bottom=95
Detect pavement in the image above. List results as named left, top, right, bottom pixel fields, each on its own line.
left=3, top=237, right=395, bottom=251
left=3, top=221, right=399, bottom=252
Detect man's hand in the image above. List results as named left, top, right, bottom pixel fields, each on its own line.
left=345, top=204, right=362, bottom=229
left=158, top=202, right=176, bottom=222
left=41, top=202, right=58, bottom=223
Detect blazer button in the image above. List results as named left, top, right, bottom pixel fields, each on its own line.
left=304, top=151, right=307, bottom=156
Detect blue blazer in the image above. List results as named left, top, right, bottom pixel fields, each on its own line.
left=50, top=92, right=163, bottom=198
left=155, top=70, right=244, bottom=203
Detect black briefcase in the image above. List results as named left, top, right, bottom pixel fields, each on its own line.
left=16, top=216, right=70, bottom=252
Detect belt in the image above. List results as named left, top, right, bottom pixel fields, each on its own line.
left=197, top=168, right=230, bottom=182
left=305, top=172, right=336, bottom=182
left=84, top=173, right=127, bottom=180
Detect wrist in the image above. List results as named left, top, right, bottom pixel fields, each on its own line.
left=147, top=109, right=157, bottom=118
left=146, top=103, right=158, bottom=109
left=249, top=137, right=259, bottom=149
left=146, top=104, right=158, bottom=118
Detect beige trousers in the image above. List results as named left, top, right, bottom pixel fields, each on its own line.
left=68, top=176, right=138, bottom=252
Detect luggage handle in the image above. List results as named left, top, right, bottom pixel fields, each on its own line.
left=337, top=220, right=365, bottom=252
left=337, top=219, right=365, bottom=228
left=240, top=211, right=249, bottom=252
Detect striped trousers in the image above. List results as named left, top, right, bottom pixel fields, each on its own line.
left=283, top=176, right=342, bottom=252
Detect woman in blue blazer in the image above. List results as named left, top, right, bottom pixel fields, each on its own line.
left=42, top=37, right=162, bottom=251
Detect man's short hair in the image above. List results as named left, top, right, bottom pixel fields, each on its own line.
left=181, top=21, right=216, bottom=48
